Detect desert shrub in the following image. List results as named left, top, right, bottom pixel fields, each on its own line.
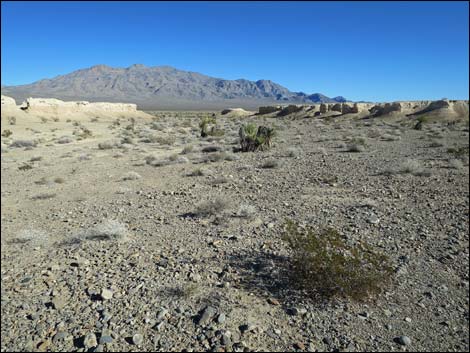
left=54, top=177, right=66, bottom=184
left=18, top=163, right=33, bottom=171
left=448, top=158, right=464, bottom=169
left=52, top=117, right=60, bottom=122
left=31, top=192, right=57, bottom=200
left=181, top=145, right=194, bottom=154
left=239, top=124, right=275, bottom=152
left=57, top=136, right=74, bottom=144
left=10, top=139, right=37, bottom=148
left=168, top=154, right=179, bottom=162
left=40, top=117, right=48, bottom=123
left=122, top=171, right=142, bottom=180
left=78, top=126, right=93, bottom=139
left=399, top=159, right=424, bottom=175
left=208, top=176, right=229, bottom=185
left=347, top=143, right=366, bottom=152
left=76, top=219, right=129, bottom=242
left=98, top=140, right=121, bottom=150
left=195, top=197, right=230, bottom=217
left=381, top=134, right=401, bottom=142
left=189, top=168, right=205, bottom=177
left=202, top=145, right=223, bottom=153
left=286, top=147, right=300, bottom=157
left=224, top=152, right=239, bottom=161
left=261, top=158, right=279, bottom=169
left=8, top=116, right=16, bottom=125
left=2, top=130, right=13, bottom=137
left=201, top=152, right=227, bottom=163
left=429, top=140, right=444, bottom=148
left=447, top=146, right=469, bottom=157
left=90, top=117, right=100, bottom=122
left=155, top=135, right=176, bottom=145
left=235, top=204, right=257, bottom=219
left=282, top=220, right=393, bottom=301
left=30, top=156, right=42, bottom=162
left=9, top=228, right=50, bottom=246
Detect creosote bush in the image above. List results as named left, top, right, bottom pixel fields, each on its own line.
left=282, top=220, right=393, bottom=301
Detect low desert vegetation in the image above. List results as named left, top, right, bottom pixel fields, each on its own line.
left=195, top=197, right=230, bottom=217
left=282, top=220, right=393, bottom=301
left=74, top=219, right=129, bottom=243
left=235, top=204, right=257, bottom=219
left=121, top=171, right=142, bottom=181
left=10, top=139, right=37, bottom=148
left=261, top=158, right=279, bottom=169
left=31, top=192, right=57, bottom=200
left=2, top=129, right=13, bottom=137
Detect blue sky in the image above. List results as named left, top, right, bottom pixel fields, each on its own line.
left=1, top=1, right=469, bottom=101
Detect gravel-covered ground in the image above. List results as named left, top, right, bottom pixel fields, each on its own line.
left=1, top=110, right=469, bottom=352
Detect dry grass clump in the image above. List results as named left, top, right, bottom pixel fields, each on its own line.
left=447, top=146, right=469, bottom=157
left=203, top=152, right=227, bottom=163
left=188, top=168, right=206, bottom=177
left=235, top=204, right=257, bottom=219
left=429, top=140, right=444, bottom=148
left=282, top=220, right=393, bottom=301
left=98, top=140, right=121, bottom=150
left=30, top=156, right=42, bottom=162
left=57, top=136, right=74, bottom=144
left=122, top=171, right=142, bottom=181
left=381, top=134, right=401, bottom=142
left=201, top=145, right=223, bottom=153
left=261, top=158, right=279, bottom=169
left=75, top=219, right=129, bottom=242
left=2, top=129, right=13, bottom=137
left=195, top=197, right=230, bottom=217
left=208, top=176, right=229, bottom=185
left=10, top=139, right=38, bottom=148
left=347, top=144, right=366, bottom=152
left=181, top=145, right=194, bottom=154
left=448, top=158, right=464, bottom=169
left=384, top=159, right=431, bottom=177
left=31, top=192, right=57, bottom=200
left=8, top=228, right=50, bottom=246
left=286, top=147, right=300, bottom=157
left=54, top=177, right=66, bottom=184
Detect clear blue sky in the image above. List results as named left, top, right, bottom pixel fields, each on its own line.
left=1, top=1, right=469, bottom=101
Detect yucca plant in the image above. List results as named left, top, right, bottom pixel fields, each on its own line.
left=199, top=116, right=217, bottom=137
left=239, top=124, right=275, bottom=152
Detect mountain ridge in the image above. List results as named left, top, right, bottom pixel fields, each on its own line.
left=1, top=64, right=347, bottom=109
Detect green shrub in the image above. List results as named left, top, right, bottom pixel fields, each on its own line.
left=282, top=220, right=393, bottom=301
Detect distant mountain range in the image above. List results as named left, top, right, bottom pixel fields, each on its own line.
left=1, top=64, right=347, bottom=109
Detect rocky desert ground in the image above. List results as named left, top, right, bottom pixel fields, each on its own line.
left=1, top=97, right=469, bottom=352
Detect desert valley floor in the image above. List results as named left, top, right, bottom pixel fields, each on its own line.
left=1, top=108, right=469, bottom=352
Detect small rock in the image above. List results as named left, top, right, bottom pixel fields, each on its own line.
left=99, top=335, right=113, bottom=344
left=217, top=313, right=226, bottom=324
left=83, top=332, right=98, bottom=349
left=100, top=288, right=113, bottom=300
left=197, top=306, right=217, bottom=326
left=396, top=336, right=411, bottom=346
left=132, top=333, right=144, bottom=345
left=51, top=296, right=67, bottom=310
left=368, top=215, right=380, bottom=224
